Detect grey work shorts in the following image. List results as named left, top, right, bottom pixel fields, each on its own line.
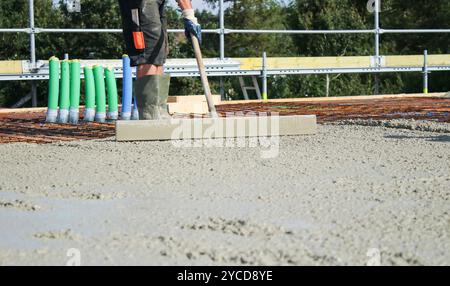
left=118, top=0, right=169, bottom=66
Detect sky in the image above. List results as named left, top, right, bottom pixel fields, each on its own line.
left=168, top=0, right=216, bottom=12
left=55, top=0, right=289, bottom=13
left=54, top=0, right=220, bottom=13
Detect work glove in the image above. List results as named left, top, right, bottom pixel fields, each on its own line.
left=182, top=9, right=202, bottom=44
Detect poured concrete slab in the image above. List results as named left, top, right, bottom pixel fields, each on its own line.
left=116, top=115, right=317, bottom=141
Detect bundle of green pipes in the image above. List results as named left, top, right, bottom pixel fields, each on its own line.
left=46, top=57, right=119, bottom=124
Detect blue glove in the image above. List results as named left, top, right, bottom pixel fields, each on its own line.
left=184, top=19, right=202, bottom=44
left=182, top=9, right=202, bottom=44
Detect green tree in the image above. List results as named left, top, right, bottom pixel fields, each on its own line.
left=52, top=0, right=123, bottom=60
left=0, top=0, right=62, bottom=107
left=0, top=0, right=449, bottom=106
left=380, top=0, right=450, bottom=92
left=203, top=0, right=297, bottom=99
left=272, top=0, right=374, bottom=97
left=223, top=0, right=294, bottom=57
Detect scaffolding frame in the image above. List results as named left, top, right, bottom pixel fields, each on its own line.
left=0, top=0, right=450, bottom=105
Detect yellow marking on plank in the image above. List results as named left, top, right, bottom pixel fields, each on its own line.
left=0, top=61, right=22, bottom=74
left=237, top=55, right=450, bottom=70
left=218, top=93, right=447, bottom=105
left=0, top=55, right=448, bottom=75
left=237, top=57, right=371, bottom=70
left=385, top=55, right=450, bottom=67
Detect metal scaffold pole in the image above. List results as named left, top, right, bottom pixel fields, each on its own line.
left=374, top=0, right=381, bottom=95
left=219, top=0, right=226, bottom=100
left=219, top=0, right=225, bottom=60
left=29, top=0, right=37, bottom=107
left=0, top=0, right=448, bottom=96
left=374, top=0, right=380, bottom=62
left=423, top=50, right=429, bottom=94
left=262, top=52, right=268, bottom=100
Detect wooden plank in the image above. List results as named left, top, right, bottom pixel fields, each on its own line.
left=237, top=55, right=450, bottom=70
left=116, top=115, right=317, bottom=141
left=0, top=107, right=47, bottom=114
left=1, top=93, right=445, bottom=114
left=385, top=55, right=450, bottom=67
left=168, top=102, right=209, bottom=115
left=1, top=55, right=449, bottom=75
left=167, top=95, right=221, bottom=104
left=218, top=93, right=447, bottom=105
left=167, top=95, right=221, bottom=115
left=237, top=57, right=371, bottom=70
left=0, top=61, right=23, bottom=74
left=428, top=55, right=450, bottom=66
left=0, top=94, right=222, bottom=115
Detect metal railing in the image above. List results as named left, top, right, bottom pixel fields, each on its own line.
left=0, top=0, right=449, bottom=105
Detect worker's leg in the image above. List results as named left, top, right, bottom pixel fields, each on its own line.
left=119, top=0, right=171, bottom=120
left=137, top=64, right=164, bottom=77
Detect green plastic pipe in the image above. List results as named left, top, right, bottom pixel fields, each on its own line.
left=58, top=60, right=70, bottom=123
left=105, top=67, right=119, bottom=120
left=83, top=66, right=96, bottom=122
left=93, top=65, right=107, bottom=122
left=46, top=56, right=59, bottom=123
left=69, top=60, right=81, bottom=124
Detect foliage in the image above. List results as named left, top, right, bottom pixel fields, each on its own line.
left=0, top=0, right=448, bottom=106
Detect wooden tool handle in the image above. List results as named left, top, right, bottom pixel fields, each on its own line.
left=191, top=35, right=218, bottom=117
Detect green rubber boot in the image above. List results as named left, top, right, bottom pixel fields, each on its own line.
left=134, top=74, right=171, bottom=120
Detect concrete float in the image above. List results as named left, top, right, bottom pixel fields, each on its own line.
left=116, top=115, right=317, bottom=141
